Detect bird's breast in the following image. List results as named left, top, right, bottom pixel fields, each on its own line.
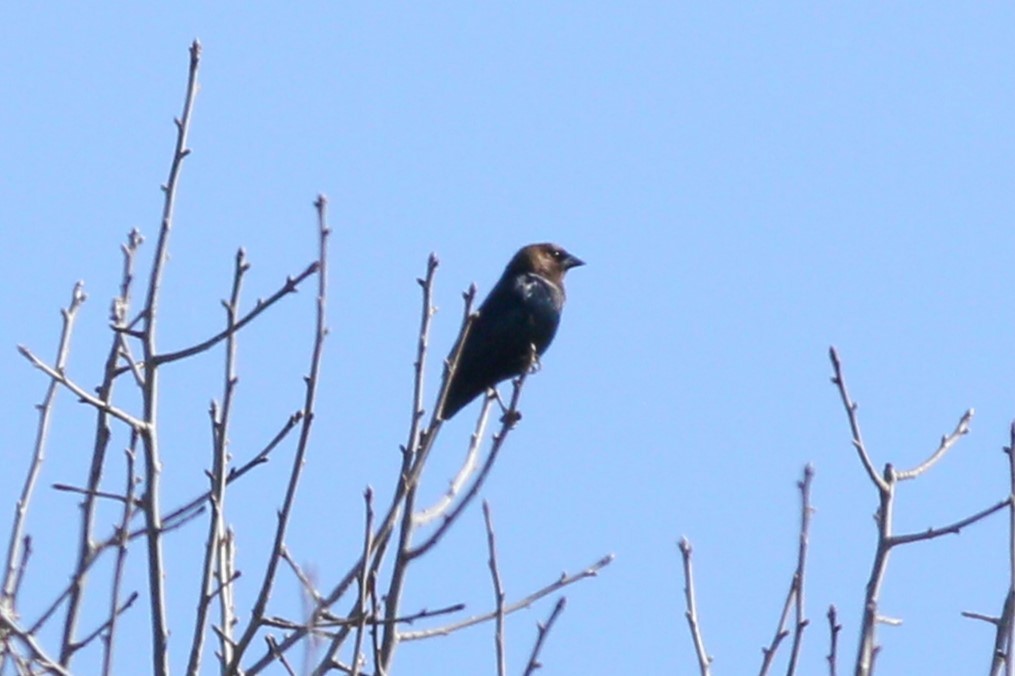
left=514, top=273, right=564, bottom=352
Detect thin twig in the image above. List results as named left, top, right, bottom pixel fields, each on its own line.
left=68, top=592, right=139, bottom=657
left=230, top=195, right=330, bottom=672
left=413, top=403, right=491, bottom=526
left=677, top=538, right=712, bottom=676
left=887, top=498, right=1010, bottom=547
left=215, top=529, right=239, bottom=666
left=26, top=504, right=201, bottom=638
left=153, top=262, right=319, bottom=365
left=377, top=280, right=482, bottom=670
left=137, top=40, right=202, bottom=676
left=0, top=607, right=70, bottom=675
left=829, top=348, right=996, bottom=675
left=66, top=227, right=143, bottom=671
left=152, top=409, right=304, bottom=536
left=265, top=636, right=298, bottom=676
left=51, top=484, right=141, bottom=506
left=102, top=436, right=139, bottom=676
left=828, top=347, right=887, bottom=492
left=400, top=554, right=613, bottom=641
left=405, top=395, right=496, bottom=560
left=3, top=282, right=87, bottom=606
left=402, top=339, right=538, bottom=572
left=9, top=535, right=31, bottom=602
left=281, top=547, right=324, bottom=607
left=350, top=489, right=375, bottom=676
left=758, top=467, right=814, bottom=676
left=483, top=501, right=508, bottom=676
left=521, top=597, right=567, bottom=675
left=242, top=272, right=479, bottom=675
left=187, top=247, right=247, bottom=675
left=1004, top=423, right=1015, bottom=676
left=826, top=605, right=841, bottom=676
left=265, top=603, right=465, bottom=632
left=785, top=465, right=815, bottom=675
left=895, top=409, right=973, bottom=481
left=15, top=346, right=146, bottom=430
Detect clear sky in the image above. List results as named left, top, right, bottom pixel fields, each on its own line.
left=3, top=4, right=1015, bottom=674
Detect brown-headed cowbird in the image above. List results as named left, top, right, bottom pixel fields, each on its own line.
left=439, top=243, right=584, bottom=420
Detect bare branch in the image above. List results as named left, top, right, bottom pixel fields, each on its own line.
left=281, top=547, right=324, bottom=607
left=187, top=246, right=247, bottom=675
left=230, top=195, right=330, bottom=671
left=264, top=636, right=298, bottom=676
left=16, top=344, right=146, bottom=431
left=51, top=484, right=141, bottom=506
left=67, top=592, right=139, bottom=657
left=826, top=605, right=841, bottom=676
left=314, top=488, right=375, bottom=675
left=0, top=607, right=70, bottom=676
left=401, top=554, right=613, bottom=642
left=413, top=405, right=491, bottom=526
left=406, top=253, right=439, bottom=460
left=102, top=438, right=139, bottom=676
left=154, top=409, right=304, bottom=536
left=887, top=498, right=1009, bottom=547
left=406, top=385, right=524, bottom=562
left=377, top=281, right=483, bottom=670
left=1003, top=422, right=1015, bottom=676
left=65, top=227, right=143, bottom=670
left=828, top=347, right=887, bottom=492
left=266, top=603, right=466, bottom=632
left=153, top=262, right=319, bottom=365
left=136, top=40, right=202, bottom=676
left=786, top=465, right=815, bottom=674
left=521, top=597, right=567, bottom=676
left=3, top=282, right=87, bottom=607
left=677, top=538, right=712, bottom=676
left=9, top=535, right=31, bottom=602
left=895, top=409, right=973, bottom=481
left=215, top=529, right=239, bottom=666
left=758, top=465, right=814, bottom=676
left=483, top=501, right=508, bottom=676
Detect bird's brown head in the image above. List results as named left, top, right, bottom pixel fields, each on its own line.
left=506, top=243, right=585, bottom=285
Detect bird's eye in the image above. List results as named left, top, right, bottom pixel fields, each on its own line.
left=550, top=248, right=563, bottom=259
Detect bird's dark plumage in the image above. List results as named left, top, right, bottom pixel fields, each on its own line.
left=439, top=243, right=584, bottom=420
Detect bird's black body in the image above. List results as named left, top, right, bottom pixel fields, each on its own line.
left=440, top=243, right=584, bottom=420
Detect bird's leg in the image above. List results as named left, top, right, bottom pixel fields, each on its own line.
left=489, top=387, right=509, bottom=416
left=528, top=343, right=542, bottom=373
left=492, top=387, right=523, bottom=425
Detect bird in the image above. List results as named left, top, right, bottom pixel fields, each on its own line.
left=439, top=242, right=584, bottom=420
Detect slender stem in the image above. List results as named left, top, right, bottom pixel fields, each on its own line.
left=895, top=410, right=972, bottom=481
left=3, top=283, right=86, bottom=605
left=829, top=347, right=888, bottom=492
left=521, top=597, right=567, bottom=676
left=243, top=270, right=477, bottom=674
left=137, top=41, right=202, bottom=676
left=154, top=262, right=318, bottom=366
left=678, top=538, right=712, bottom=676
left=1007, top=423, right=1015, bottom=676
left=350, top=489, right=374, bottom=676
left=65, top=229, right=143, bottom=669
left=102, top=435, right=140, bottom=676
left=187, top=248, right=247, bottom=675
left=786, top=465, right=815, bottom=675
left=483, top=502, right=508, bottom=676
left=400, top=554, right=613, bottom=641
left=826, top=605, right=841, bottom=676
left=230, top=195, right=330, bottom=671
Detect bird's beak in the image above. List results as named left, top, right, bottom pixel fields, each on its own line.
left=563, top=253, right=585, bottom=270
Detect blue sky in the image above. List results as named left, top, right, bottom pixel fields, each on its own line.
left=3, top=4, right=1015, bottom=674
